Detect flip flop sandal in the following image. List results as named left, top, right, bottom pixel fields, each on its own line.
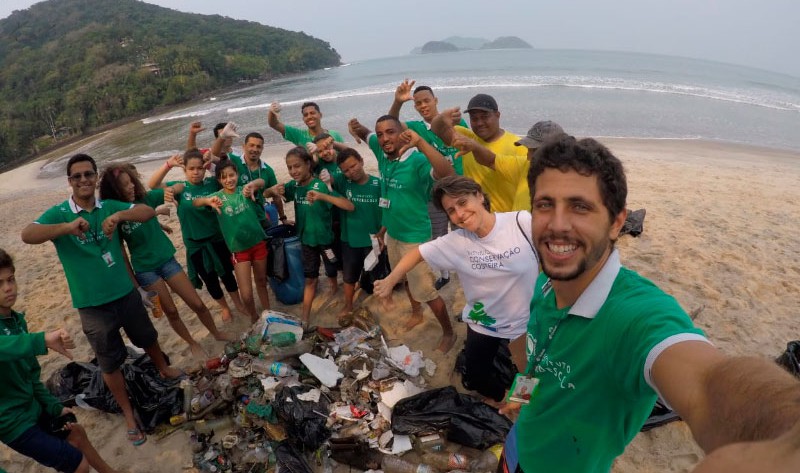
left=127, top=428, right=147, bottom=446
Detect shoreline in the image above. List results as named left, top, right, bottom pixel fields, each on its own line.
left=1, top=137, right=799, bottom=472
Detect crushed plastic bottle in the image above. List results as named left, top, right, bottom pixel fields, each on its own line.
left=269, top=362, right=297, bottom=377
left=381, top=455, right=437, bottom=473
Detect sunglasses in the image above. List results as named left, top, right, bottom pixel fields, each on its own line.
left=68, top=171, right=97, bottom=181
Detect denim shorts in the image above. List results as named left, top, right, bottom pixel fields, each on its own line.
left=6, top=420, right=83, bottom=473
left=134, top=257, right=183, bottom=287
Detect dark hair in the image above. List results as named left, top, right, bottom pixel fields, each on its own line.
left=529, top=135, right=627, bottom=221
left=183, top=148, right=205, bottom=166
left=0, top=248, right=14, bottom=273
left=66, top=153, right=97, bottom=176
left=312, top=132, right=332, bottom=143
left=99, top=164, right=147, bottom=202
left=215, top=160, right=237, bottom=181
left=432, top=175, right=490, bottom=212
left=336, top=148, right=363, bottom=165
left=301, top=102, right=320, bottom=113
left=286, top=146, right=313, bottom=165
left=213, top=123, right=227, bottom=138
left=376, top=114, right=403, bottom=129
left=413, top=85, right=434, bottom=96
left=244, top=132, right=264, bottom=145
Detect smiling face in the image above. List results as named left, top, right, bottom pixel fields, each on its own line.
left=413, top=89, right=439, bottom=122
left=286, top=154, right=312, bottom=184
left=218, top=166, right=239, bottom=193
left=243, top=136, right=264, bottom=165
left=531, top=168, right=625, bottom=284
left=0, top=267, right=17, bottom=316
left=117, top=171, right=136, bottom=202
left=440, top=192, right=491, bottom=235
left=67, top=160, right=98, bottom=201
left=302, top=105, right=322, bottom=129
left=375, top=119, right=403, bottom=157
left=467, top=110, right=502, bottom=142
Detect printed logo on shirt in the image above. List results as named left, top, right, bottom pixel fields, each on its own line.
left=467, top=301, right=497, bottom=327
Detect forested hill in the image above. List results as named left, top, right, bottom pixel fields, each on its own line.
left=0, top=0, right=341, bottom=168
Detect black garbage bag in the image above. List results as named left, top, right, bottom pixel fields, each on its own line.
left=275, top=441, right=314, bottom=473
left=776, top=340, right=800, bottom=377
left=454, top=342, right=516, bottom=397
left=640, top=399, right=680, bottom=432
left=358, top=250, right=391, bottom=295
left=45, top=352, right=183, bottom=433
left=392, top=386, right=512, bottom=449
left=620, top=208, right=646, bottom=237
left=267, top=225, right=296, bottom=281
left=273, top=385, right=331, bottom=451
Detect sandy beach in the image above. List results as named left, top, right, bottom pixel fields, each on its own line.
left=1, top=138, right=799, bottom=472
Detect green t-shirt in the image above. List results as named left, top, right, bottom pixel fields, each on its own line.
left=209, top=187, right=267, bottom=253
left=284, top=178, right=335, bottom=247
left=120, top=189, right=176, bottom=272
left=35, top=198, right=137, bottom=308
left=367, top=133, right=434, bottom=243
left=168, top=178, right=222, bottom=243
left=283, top=125, right=344, bottom=147
left=510, top=251, right=706, bottom=473
left=229, top=154, right=278, bottom=225
left=314, top=159, right=343, bottom=181
left=405, top=118, right=468, bottom=175
left=333, top=174, right=382, bottom=248
left=0, top=310, right=64, bottom=443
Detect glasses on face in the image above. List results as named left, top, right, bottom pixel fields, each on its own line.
left=68, top=171, right=97, bottom=181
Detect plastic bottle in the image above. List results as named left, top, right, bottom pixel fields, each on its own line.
left=422, top=452, right=471, bottom=471
left=470, top=447, right=501, bottom=473
left=191, top=390, right=215, bottom=414
left=193, top=416, right=234, bottom=435
left=381, top=456, right=436, bottom=473
left=269, top=362, right=297, bottom=377
left=269, top=331, right=297, bottom=347
left=181, top=379, right=193, bottom=414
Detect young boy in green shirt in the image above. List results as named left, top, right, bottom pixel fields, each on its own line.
left=0, top=248, right=119, bottom=473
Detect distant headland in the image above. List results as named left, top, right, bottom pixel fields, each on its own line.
left=410, top=36, right=533, bottom=54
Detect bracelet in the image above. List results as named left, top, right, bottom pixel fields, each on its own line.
left=164, top=161, right=173, bottom=170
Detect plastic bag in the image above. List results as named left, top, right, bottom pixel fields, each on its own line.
left=620, top=208, right=646, bottom=237
left=267, top=225, right=303, bottom=304
left=273, top=385, right=331, bottom=451
left=45, top=352, right=183, bottom=433
left=391, top=387, right=512, bottom=449
left=776, top=340, right=800, bottom=377
left=274, top=441, right=314, bottom=473
left=359, top=250, right=390, bottom=295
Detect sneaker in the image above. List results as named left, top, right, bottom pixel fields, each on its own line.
left=434, top=277, right=450, bottom=290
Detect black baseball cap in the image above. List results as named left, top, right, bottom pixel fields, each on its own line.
left=465, top=94, right=499, bottom=113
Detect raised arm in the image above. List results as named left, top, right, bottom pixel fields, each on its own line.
left=210, top=122, right=239, bottom=159
left=187, top=121, right=205, bottom=151
left=267, top=102, right=286, bottom=136
left=101, top=204, right=156, bottom=238
left=388, top=79, right=415, bottom=118
left=348, top=118, right=371, bottom=144
left=400, top=129, right=454, bottom=180
left=451, top=132, right=497, bottom=169
left=373, top=246, right=424, bottom=298
left=431, top=107, right=459, bottom=147
left=654, top=341, right=800, bottom=453
left=149, top=154, right=183, bottom=189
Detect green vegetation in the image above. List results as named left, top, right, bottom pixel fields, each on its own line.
left=0, top=0, right=341, bottom=168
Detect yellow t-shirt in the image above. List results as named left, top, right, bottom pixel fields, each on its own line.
left=455, top=127, right=528, bottom=212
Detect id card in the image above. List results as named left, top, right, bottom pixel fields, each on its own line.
left=101, top=251, right=115, bottom=267
left=379, top=197, right=391, bottom=209
left=506, top=373, right=539, bottom=404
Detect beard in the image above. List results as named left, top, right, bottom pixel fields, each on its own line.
left=538, top=238, right=611, bottom=282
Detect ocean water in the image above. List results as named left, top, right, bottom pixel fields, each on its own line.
left=38, top=49, right=800, bottom=177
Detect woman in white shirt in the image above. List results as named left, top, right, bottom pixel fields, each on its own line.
left=374, top=175, right=539, bottom=401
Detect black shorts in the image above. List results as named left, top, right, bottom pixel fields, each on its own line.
left=6, top=415, right=83, bottom=473
left=78, top=289, right=158, bottom=373
left=301, top=244, right=338, bottom=279
left=341, top=243, right=372, bottom=284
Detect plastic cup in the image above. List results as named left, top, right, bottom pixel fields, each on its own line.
left=146, top=291, right=163, bottom=318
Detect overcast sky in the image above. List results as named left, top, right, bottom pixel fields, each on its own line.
left=2, top=0, right=799, bottom=77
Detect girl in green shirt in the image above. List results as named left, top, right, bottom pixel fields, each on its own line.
left=99, top=164, right=233, bottom=360
left=283, top=147, right=354, bottom=327
left=193, top=161, right=270, bottom=323
left=148, top=150, right=247, bottom=324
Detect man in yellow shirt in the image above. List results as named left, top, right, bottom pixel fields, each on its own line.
left=431, top=94, right=527, bottom=212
